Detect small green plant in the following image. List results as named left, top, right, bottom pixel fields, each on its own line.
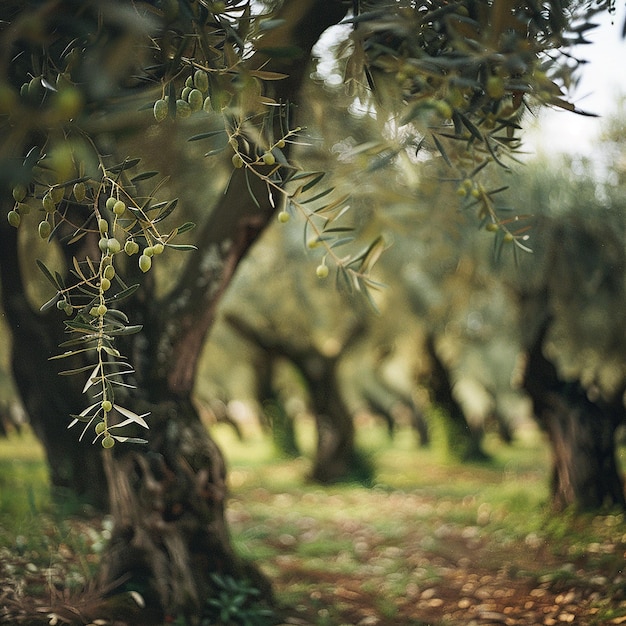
left=201, top=573, right=275, bottom=626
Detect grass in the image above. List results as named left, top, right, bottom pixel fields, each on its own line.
left=1, top=422, right=626, bottom=625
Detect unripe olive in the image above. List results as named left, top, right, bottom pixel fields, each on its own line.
left=194, top=69, right=209, bottom=92
left=277, top=211, right=290, bottom=223
left=316, top=264, right=329, bottom=279
left=176, top=99, right=191, bottom=119
left=107, top=238, right=121, bottom=254
left=63, top=302, right=73, bottom=316
left=113, top=200, right=126, bottom=216
left=184, top=75, right=194, bottom=89
left=7, top=210, right=21, bottom=228
left=231, top=153, right=244, bottom=169
left=17, top=202, right=30, bottom=215
left=103, top=264, right=115, bottom=281
left=139, top=254, right=152, bottom=273
left=153, top=98, right=168, bottom=122
left=98, top=238, right=109, bottom=253
left=101, top=435, right=115, bottom=449
left=100, top=277, right=111, bottom=291
left=56, top=299, right=67, bottom=311
left=42, top=193, right=56, bottom=213
left=98, top=218, right=109, bottom=234
left=503, top=232, right=514, bottom=243
left=38, top=220, right=51, bottom=239
left=276, top=139, right=286, bottom=149
left=485, top=222, right=499, bottom=232
left=73, top=182, right=86, bottom=202
left=143, top=246, right=154, bottom=257
left=105, top=196, right=117, bottom=212
left=181, top=86, right=191, bottom=101
left=187, top=88, right=203, bottom=112
left=262, top=151, right=275, bottom=166
left=152, top=242, right=164, bottom=255
left=202, top=96, right=212, bottom=113
left=124, top=240, right=139, bottom=256
left=12, top=184, right=27, bottom=202
left=50, top=187, right=65, bottom=203
left=97, top=304, right=107, bottom=316
left=101, top=400, right=113, bottom=413
left=95, top=421, right=106, bottom=435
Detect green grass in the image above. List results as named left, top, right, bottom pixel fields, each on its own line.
left=1, top=422, right=626, bottom=625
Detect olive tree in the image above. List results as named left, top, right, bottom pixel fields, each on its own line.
left=0, top=0, right=616, bottom=622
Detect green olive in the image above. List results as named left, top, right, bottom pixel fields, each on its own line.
left=12, top=184, right=27, bottom=202
left=107, top=238, right=121, bottom=254
left=194, top=69, right=209, bottom=92
left=153, top=98, right=168, bottom=122
left=38, top=220, right=51, bottom=239
left=188, top=88, right=203, bottom=112
left=316, top=264, right=329, bottom=279
left=73, top=182, right=86, bottom=202
left=139, top=254, right=152, bottom=273
left=103, top=264, right=115, bottom=281
left=101, top=435, right=115, bottom=449
left=7, top=210, right=20, bottom=228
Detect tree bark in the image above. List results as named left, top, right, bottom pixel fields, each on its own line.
left=0, top=197, right=109, bottom=511
left=93, top=0, right=351, bottom=620
left=1, top=1, right=351, bottom=621
left=226, top=313, right=372, bottom=484
left=522, top=317, right=626, bottom=511
left=420, top=334, right=488, bottom=461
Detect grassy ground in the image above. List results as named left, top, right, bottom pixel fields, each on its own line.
left=1, top=421, right=626, bottom=625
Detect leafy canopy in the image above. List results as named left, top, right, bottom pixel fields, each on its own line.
left=0, top=0, right=613, bottom=444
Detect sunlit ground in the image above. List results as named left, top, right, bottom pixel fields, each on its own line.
left=1, top=421, right=626, bottom=625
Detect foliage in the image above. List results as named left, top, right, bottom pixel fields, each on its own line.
left=0, top=0, right=618, bottom=445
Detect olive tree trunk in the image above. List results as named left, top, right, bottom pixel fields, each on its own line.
left=0, top=1, right=350, bottom=622
left=522, top=317, right=625, bottom=511
left=420, top=334, right=488, bottom=461
left=226, top=313, right=372, bottom=484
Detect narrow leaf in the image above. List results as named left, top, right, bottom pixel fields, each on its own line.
left=36, top=260, right=61, bottom=289
left=115, top=405, right=150, bottom=429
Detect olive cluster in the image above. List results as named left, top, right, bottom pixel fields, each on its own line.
left=153, top=69, right=212, bottom=122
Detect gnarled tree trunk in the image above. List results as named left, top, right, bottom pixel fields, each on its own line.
left=0, top=1, right=350, bottom=622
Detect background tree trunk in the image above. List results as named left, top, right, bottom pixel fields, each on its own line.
left=226, top=313, right=372, bottom=484
left=522, top=317, right=626, bottom=511
left=420, top=334, right=488, bottom=461
left=0, top=197, right=109, bottom=511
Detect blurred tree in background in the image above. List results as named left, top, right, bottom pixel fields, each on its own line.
left=0, top=0, right=623, bottom=623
